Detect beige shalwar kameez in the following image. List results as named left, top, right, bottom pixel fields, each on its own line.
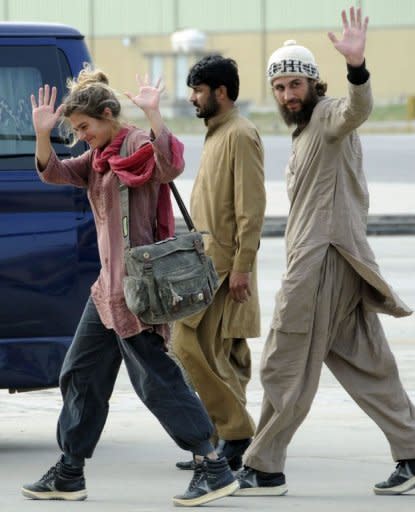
left=173, top=107, right=266, bottom=440
left=244, top=80, right=415, bottom=473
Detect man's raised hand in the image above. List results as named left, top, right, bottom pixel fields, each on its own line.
left=328, top=6, right=369, bottom=67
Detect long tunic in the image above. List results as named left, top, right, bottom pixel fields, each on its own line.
left=272, top=80, right=412, bottom=334
left=172, top=107, right=265, bottom=438
left=183, top=107, right=266, bottom=338
left=38, top=126, right=183, bottom=340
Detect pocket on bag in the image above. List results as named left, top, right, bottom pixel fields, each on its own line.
left=158, top=262, right=215, bottom=317
left=123, top=275, right=149, bottom=315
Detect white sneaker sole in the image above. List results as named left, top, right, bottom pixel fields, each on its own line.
left=234, top=484, right=288, bottom=496
left=373, top=475, right=415, bottom=495
left=21, top=488, right=87, bottom=501
left=173, top=480, right=239, bottom=507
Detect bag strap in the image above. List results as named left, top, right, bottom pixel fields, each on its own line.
left=119, top=181, right=131, bottom=250
left=169, top=182, right=195, bottom=232
left=118, top=135, right=195, bottom=250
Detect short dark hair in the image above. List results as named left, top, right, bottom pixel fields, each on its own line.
left=187, top=55, right=240, bottom=101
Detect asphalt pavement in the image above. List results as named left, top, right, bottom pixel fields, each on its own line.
left=1, top=237, right=414, bottom=511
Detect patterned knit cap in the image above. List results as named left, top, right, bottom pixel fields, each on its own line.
left=267, top=40, right=319, bottom=82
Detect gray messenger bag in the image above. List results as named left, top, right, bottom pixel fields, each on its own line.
left=120, top=181, right=219, bottom=325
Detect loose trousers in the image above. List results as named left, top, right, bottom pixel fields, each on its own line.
left=57, top=297, right=214, bottom=463
left=173, top=281, right=256, bottom=440
left=244, top=246, right=415, bottom=473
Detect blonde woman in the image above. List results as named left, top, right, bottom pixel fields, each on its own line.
left=21, top=68, right=237, bottom=507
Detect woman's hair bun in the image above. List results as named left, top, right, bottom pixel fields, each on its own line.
left=67, top=64, right=109, bottom=92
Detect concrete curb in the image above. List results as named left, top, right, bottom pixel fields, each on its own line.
left=175, top=215, right=415, bottom=237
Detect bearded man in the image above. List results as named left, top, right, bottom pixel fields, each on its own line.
left=235, top=6, right=415, bottom=497
left=172, top=55, right=266, bottom=472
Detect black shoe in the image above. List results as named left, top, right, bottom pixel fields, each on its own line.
left=373, top=461, right=415, bottom=495
left=21, top=456, right=87, bottom=501
left=176, top=458, right=197, bottom=471
left=217, top=438, right=251, bottom=471
left=176, top=455, right=243, bottom=472
left=173, top=456, right=239, bottom=506
left=175, top=438, right=250, bottom=472
left=234, top=465, right=287, bottom=496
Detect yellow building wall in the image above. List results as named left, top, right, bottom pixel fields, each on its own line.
left=89, top=27, right=415, bottom=108
left=90, top=36, right=174, bottom=101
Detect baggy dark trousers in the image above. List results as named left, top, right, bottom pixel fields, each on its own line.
left=57, top=297, right=214, bottom=463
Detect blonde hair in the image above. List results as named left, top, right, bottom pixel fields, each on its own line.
left=61, top=64, right=121, bottom=144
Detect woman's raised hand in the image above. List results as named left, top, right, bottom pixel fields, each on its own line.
left=125, top=74, right=165, bottom=114
left=30, top=85, right=64, bottom=136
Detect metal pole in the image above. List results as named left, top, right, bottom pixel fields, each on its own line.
left=89, top=0, right=95, bottom=60
left=173, top=0, right=179, bottom=30
left=260, top=0, right=267, bottom=104
left=4, top=0, right=9, bottom=20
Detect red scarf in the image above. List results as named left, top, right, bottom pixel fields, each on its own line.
left=92, top=128, right=184, bottom=240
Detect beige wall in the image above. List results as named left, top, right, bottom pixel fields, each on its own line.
left=89, top=28, right=415, bottom=108
left=90, top=36, right=174, bottom=100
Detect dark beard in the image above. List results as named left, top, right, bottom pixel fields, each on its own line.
left=278, top=85, right=319, bottom=127
left=193, top=91, right=220, bottom=119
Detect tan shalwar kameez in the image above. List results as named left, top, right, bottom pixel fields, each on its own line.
left=244, top=80, right=415, bottom=473
left=173, top=107, right=266, bottom=440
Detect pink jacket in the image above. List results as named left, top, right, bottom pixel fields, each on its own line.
left=38, top=126, right=184, bottom=340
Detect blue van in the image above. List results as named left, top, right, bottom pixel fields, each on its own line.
left=0, top=23, right=100, bottom=391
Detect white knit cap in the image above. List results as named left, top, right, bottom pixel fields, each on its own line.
left=267, top=40, right=319, bottom=82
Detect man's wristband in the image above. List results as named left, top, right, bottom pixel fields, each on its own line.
left=347, top=60, right=370, bottom=85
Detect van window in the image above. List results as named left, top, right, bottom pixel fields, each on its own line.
left=0, top=66, right=42, bottom=155
left=0, top=45, right=80, bottom=169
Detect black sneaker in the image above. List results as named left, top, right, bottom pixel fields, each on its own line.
left=373, top=461, right=415, bottom=495
left=234, top=466, right=288, bottom=496
left=176, top=438, right=250, bottom=472
left=176, top=458, right=197, bottom=471
left=21, top=456, right=87, bottom=501
left=176, top=455, right=243, bottom=472
left=173, top=456, right=239, bottom=506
